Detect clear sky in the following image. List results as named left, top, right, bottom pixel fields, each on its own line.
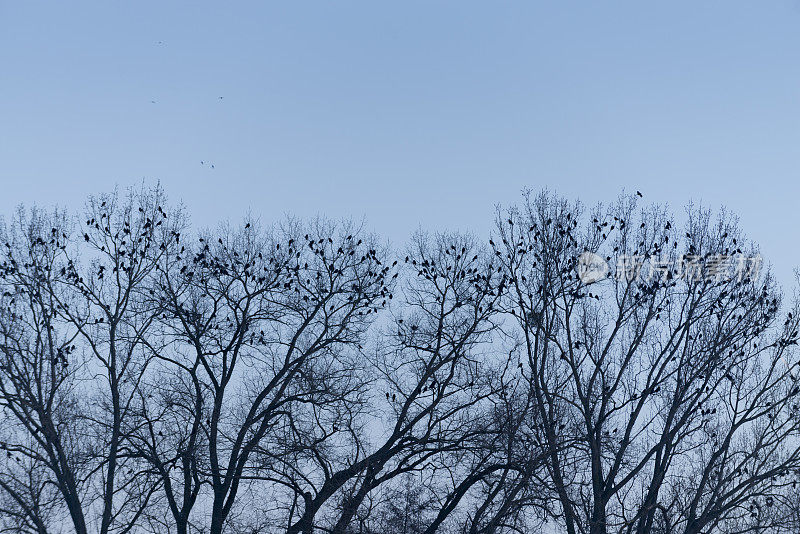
left=2, top=1, right=800, bottom=285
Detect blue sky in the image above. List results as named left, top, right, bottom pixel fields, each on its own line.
left=2, top=1, right=800, bottom=284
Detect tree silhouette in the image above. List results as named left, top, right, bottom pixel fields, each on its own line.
left=495, top=191, right=800, bottom=534
left=1, top=186, right=799, bottom=534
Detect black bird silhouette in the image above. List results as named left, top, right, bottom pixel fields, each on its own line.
left=636, top=190, right=643, bottom=197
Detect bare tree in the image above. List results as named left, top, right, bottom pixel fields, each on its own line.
left=0, top=186, right=181, bottom=534
left=274, top=231, right=538, bottom=534
left=3, top=186, right=800, bottom=534
left=136, top=217, right=392, bottom=534
left=495, top=191, right=800, bottom=534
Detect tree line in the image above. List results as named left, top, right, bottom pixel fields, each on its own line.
left=2, top=186, right=800, bottom=534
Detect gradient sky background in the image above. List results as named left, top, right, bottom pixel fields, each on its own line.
left=2, top=1, right=800, bottom=285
